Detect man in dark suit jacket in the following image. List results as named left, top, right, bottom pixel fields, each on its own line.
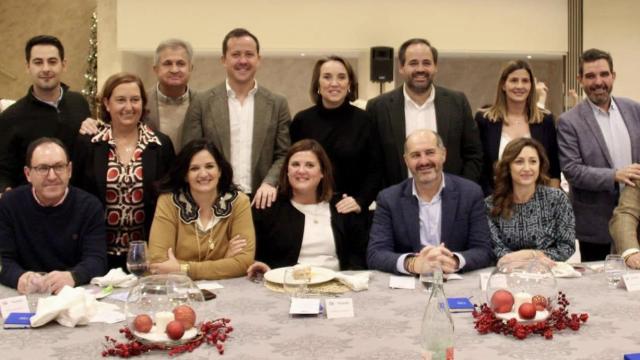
left=182, top=28, right=291, bottom=209
left=367, top=130, right=494, bottom=274
left=558, top=48, right=640, bottom=261
left=366, top=38, right=482, bottom=188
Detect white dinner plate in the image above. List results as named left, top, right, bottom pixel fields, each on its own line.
left=264, top=266, right=336, bottom=285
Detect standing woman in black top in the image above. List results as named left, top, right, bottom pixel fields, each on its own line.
left=290, top=55, right=381, bottom=214
left=475, top=60, right=560, bottom=196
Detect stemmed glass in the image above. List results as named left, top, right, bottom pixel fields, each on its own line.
left=126, top=240, right=149, bottom=278
left=604, top=254, right=626, bottom=289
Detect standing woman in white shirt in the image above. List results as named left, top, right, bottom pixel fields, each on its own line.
left=247, top=139, right=368, bottom=276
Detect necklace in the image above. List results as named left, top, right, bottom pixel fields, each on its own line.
left=194, top=223, right=215, bottom=261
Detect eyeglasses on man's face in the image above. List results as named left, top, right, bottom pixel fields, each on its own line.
left=30, top=162, right=69, bottom=176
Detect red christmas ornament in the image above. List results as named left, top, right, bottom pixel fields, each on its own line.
left=532, top=295, right=548, bottom=311
left=518, top=303, right=536, bottom=320
left=490, top=289, right=515, bottom=313
left=166, top=320, right=185, bottom=340
left=133, top=314, right=152, bottom=333
left=173, top=305, right=196, bottom=330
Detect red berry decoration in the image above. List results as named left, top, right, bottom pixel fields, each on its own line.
left=490, top=289, right=515, bottom=313
left=166, top=320, right=185, bottom=340
left=133, top=314, right=153, bottom=333
left=472, top=291, right=589, bottom=341
left=532, top=295, right=548, bottom=311
left=518, top=303, right=537, bottom=320
left=173, top=304, right=197, bottom=330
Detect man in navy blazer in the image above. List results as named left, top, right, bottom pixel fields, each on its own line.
left=557, top=48, right=640, bottom=261
left=367, top=130, right=494, bottom=274
left=366, top=38, right=483, bottom=188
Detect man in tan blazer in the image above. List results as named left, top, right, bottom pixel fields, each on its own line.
left=610, top=179, right=640, bottom=269
left=182, top=28, right=291, bottom=209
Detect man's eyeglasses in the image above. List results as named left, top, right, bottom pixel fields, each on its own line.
left=30, top=163, right=69, bottom=176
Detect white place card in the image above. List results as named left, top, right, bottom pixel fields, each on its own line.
left=89, top=310, right=126, bottom=324
left=326, top=298, right=354, bottom=319
left=197, top=281, right=224, bottom=291
left=480, top=272, right=508, bottom=291
left=0, top=295, right=30, bottom=319
left=108, top=291, right=130, bottom=302
left=389, top=275, right=416, bottom=289
left=622, top=273, right=640, bottom=292
left=445, top=273, right=463, bottom=281
left=289, top=298, right=321, bottom=315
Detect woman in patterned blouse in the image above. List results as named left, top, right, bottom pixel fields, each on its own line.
left=485, top=137, right=575, bottom=267
left=73, top=73, right=175, bottom=270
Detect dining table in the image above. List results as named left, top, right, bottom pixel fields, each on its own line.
left=0, top=266, right=639, bottom=360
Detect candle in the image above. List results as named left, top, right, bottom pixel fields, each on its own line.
left=155, top=311, right=174, bottom=333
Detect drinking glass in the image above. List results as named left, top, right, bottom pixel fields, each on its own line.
left=604, top=254, right=626, bottom=289
left=419, top=260, right=440, bottom=293
left=126, top=241, right=149, bottom=278
left=283, top=268, right=309, bottom=299
left=26, top=272, right=50, bottom=312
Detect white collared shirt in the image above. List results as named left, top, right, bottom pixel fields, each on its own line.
left=588, top=99, right=632, bottom=184
left=396, top=175, right=467, bottom=273
left=404, top=84, right=437, bottom=137
left=226, top=79, right=258, bottom=193
left=404, top=84, right=437, bottom=178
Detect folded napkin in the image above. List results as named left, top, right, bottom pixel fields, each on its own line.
left=90, top=268, right=137, bottom=288
left=335, top=271, right=371, bottom=291
left=30, top=286, right=122, bottom=328
left=552, top=262, right=582, bottom=278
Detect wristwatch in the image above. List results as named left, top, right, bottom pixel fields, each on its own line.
left=180, top=263, right=190, bottom=275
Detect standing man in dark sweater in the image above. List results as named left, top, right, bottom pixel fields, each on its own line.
left=366, top=38, right=483, bottom=188
left=0, top=35, right=91, bottom=193
left=0, top=138, right=107, bottom=294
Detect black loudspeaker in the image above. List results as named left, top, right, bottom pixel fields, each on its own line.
left=370, top=46, right=394, bottom=82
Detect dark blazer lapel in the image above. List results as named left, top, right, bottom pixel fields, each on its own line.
left=440, top=176, right=459, bottom=247
left=252, top=88, right=273, bottom=168
left=141, top=144, right=158, bottom=189
left=389, top=87, right=407, bottom=168
left=615, top=97, right=640, bottom=162
left=209, top=85, right=231, bottom=157
left=434, top=86, right=450, bottom=145
left=145, top=88, right=160, bottom=131
left=399, top=181, right=421, bottom=252
left=330, top=207, right=347, bottom=263
left=488, top=121, right=503, bottom=161
left=579, top=101, right=614, bottom=167
left=94, top=143, right=109, bottom=201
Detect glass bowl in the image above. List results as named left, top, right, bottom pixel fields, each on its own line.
left=124, top=274, right=205, bottom=344
left=486, top=260, right=557, bottom=322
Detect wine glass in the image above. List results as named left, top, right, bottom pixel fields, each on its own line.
left=126, top=240, right=149, bottom=278
left=604, top=254, right=626, bottom=289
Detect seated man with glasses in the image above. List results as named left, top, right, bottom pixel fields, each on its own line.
left=0, top=137, right=107, bottom=294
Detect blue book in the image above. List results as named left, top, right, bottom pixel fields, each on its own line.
left=3, top=312, right=34, bottom=329
left=447, top=297, right=474, bottom=313
left=624, top=353, right=640, bottom=360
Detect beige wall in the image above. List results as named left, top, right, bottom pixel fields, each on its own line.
left=98, top=0, right=568, bottom=102
left=584, top=0, right=640, bottom=101
left=0, top=0, right=96, bottom=101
